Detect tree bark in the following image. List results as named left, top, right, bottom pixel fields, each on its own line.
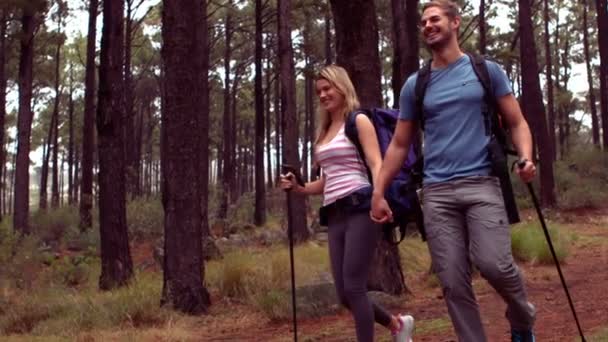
left=324, top=8, right=333, bottom=65
left=80, top=0, right=99, bottom=230
left=68, top=64, right=75, bottom=205
left=278, top=0, right=309, bottom=242
left=479, top=0, right=486, bottom=54
left=404, top=0, right=420, bottom=78
left=543, top=0, right=556, bottom=160
left=97, top=0, right=134, bottom=290
left=596, top=0, right=608, bottom=149
left=274, top=57, right=281, bottom=188
left=518, top=0, right=556, bottom=207
left=160, top=0, right=211, bottom=314
left=199, top=0, right=210, bottom=238
left=583, top=0, right=600, bottom=147
left=218, top=5, right=234, bottom=219
left=265, top=46, right=273, bottom=187
left=254, top=0, right=266, bottom=226
left=124, top=0, right=139, bottom=198
left=0, top=10, right=7, bottom=221
left=330, top=0, right=406, bottom=294
left=329, top=0, right=383, bottom=108
left=39, top=111, right=55, bottom=210
left=391, top=0, right=407, bottom=108
left=51, top=22, right=63, bottom=209
left=14, top=10, right=38, bottom=234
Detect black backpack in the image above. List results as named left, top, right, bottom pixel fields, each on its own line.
left=414, top=53, right=520, bottom=224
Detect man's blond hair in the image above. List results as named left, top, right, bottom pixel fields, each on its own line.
left=422, top=0, right=461, bottom=20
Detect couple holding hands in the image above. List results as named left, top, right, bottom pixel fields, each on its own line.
left=280, top=1, right=537, bottom=341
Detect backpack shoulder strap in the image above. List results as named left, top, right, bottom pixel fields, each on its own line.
left=467, top=53, right=514, bottom=153
left=344, top=110, right=373, bottom=180
left=414, top=59, right=432, bottom=131
left=467, top=52, right=497, bottom=138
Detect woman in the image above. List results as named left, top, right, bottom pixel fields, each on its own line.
left=280, top=65, right=415, bottom=342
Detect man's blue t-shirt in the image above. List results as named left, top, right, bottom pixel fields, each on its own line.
left=399, top=54, right=512, bottom=185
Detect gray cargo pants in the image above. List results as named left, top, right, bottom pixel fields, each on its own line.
left=422, top=176, right=535, bottom=342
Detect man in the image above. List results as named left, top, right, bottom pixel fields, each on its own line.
left=371, top=1, right=537, bottom=341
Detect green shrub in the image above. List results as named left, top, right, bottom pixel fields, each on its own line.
left=48, top=255, right=94, bottom=288
left=511, top=222, right=572, bottom=264
left=0, top=234, right=44, bottom=290
left=2, top=273, right=174, bottom=337
left=252, top=289, right=291, bottom=321
left=210, top=252, right=254, bottom=298
left=513, top=148, right=608, bottom=210
left=127, top=198, right=164, bottom=240
left=30, top=207, right=79, bottom=246
left=0, top=299, right=55, bottom=334
left=63, top=228, right=99, bottom=257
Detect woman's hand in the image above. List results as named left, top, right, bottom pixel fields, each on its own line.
left=279, top=173, right=301, bottom=192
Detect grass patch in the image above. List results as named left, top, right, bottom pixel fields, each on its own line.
left=0, top=271, right=177, bottom=337
left=399, top=237, right=431, bottom=274
left=588, top=326, right=608, bottom=341
left=413, top=317, right=452, bottom=335
left=127, top=198, right=164, bottom=240
left=205, top=241, right=331, bottom=320
left=511, top=222, right=575, bottom=264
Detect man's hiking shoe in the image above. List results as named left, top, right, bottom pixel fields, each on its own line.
left=511, top=329, right=535, bottom=342
left=392, top=314, right=414, bottom=342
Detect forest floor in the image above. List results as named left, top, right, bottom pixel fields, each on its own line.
left=188, top=207, right=608, bottom=342
left=2, top=207, right=608, bottom=342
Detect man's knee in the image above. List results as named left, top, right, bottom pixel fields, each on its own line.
left=436, top=268, right=473, bottom=300
left=476, top=259, right=518, bottom=283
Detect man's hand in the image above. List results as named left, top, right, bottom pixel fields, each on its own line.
left=370, top=192, right=393, bottom=223
left=516, top=159, right=536, bottom=183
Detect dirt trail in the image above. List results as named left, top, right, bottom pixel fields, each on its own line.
left=196, top=208, right=608, bottom=341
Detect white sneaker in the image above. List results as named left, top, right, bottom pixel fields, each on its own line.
left=392, top=314, right=414, bottom=342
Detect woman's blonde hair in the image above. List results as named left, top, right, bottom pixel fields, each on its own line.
left=314, top=65, right=360, bottom=145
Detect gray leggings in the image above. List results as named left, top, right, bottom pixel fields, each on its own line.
left=327, top=206, right=392, bottom=342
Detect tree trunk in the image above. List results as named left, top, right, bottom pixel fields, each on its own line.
left=583, top=0, right=600, bottom=147
left=254, top=0, right=266, bottom=226
left=274, top=58, right=281, bottom=188
left=218, top=5, right=233, bottom=219
left=325, top=8, right=333, bottom=65
left=14, top=10, right=37, bottom=234
left=518, top=0, right=556, bottom=207
left=51, top=26, right=62, bottom=209
left=124, top=0, right=139, bottom=198
left=543, top=0, right=556, bottom=161
left=68, top=64, right=75, bottom=205
left=97, top=0, right=133, bottom=290
left=0, top=10, right=6, bottom=221
left=265, top=48, right=273, bottom=187
left=80, top=0, right=99, bottom=231
left=479, top=0, right=486, bottom=54
left=160, top=0, right=211, bottom=314
left=391, top=0, right=407, bottom=108
left=39, top=112, right=55, bottom=210
left=74, top=146, right=80, bottom=203
left=330, top=0, right=406, bottom=294
left=199, top=0, right=211, bottom=238
left=329, top=0, right=383, bottom=108
left=596, top=0, right=608, bottom=149
left=278, top=0, right=309, bottom=242
left=404, top=0, right=420, bottom=78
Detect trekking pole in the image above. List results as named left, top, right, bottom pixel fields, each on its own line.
left=282, top=164, right=302, bottom=342
left=517, top=161, right=586, bottom=342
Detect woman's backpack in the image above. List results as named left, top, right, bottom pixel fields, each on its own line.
left=345, top=108, right=426, bottom=243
